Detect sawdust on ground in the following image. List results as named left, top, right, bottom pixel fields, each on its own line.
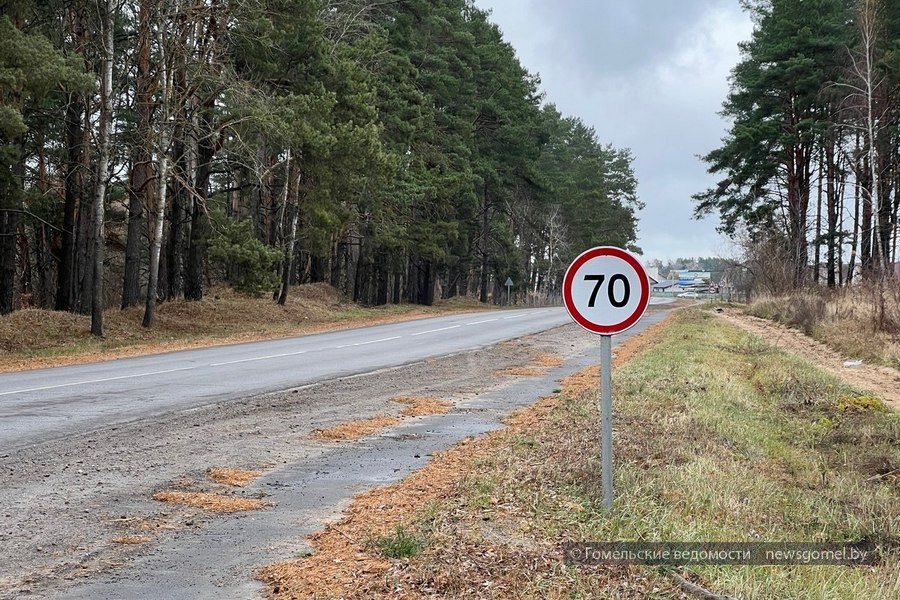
left=312, top=396, right=453, bottom=441
left=207, top=468, right=262, bottom=487
left=718, top=310, right=900, bottom=410
left=496, top=352, right=566, bottom=378
left=152, top=491, right=271, bottom=513
left=533, top=353, right=564, bottom=367
left=111, top=535, right=151, bottom=545
left=257, top=315, right=676, bottom=599
left=311, top=416, right=403, bottom=441
left=496, top=366, right=546, bottom=377
left=393, top=396, right=453, bottom=417
left=107, top=515, right=180, bottom=532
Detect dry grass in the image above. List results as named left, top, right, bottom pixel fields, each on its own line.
left=111, top=535, right=151, bottom=545
left=207, top=467, right=262, bottom=487
left=0, top=283, right=492, bottom=373
left=152, top=490, right=271, bottom=513
left=749, top=285, right=900, bottom=369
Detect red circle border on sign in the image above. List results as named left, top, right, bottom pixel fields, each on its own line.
left=563, top=246, right=650, bottom=335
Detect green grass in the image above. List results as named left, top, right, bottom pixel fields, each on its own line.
left=371, top=525, right=427, bottom=559
left=392, top=309, right=900, bottom=599
left=568, top=312, right=899, bottom=597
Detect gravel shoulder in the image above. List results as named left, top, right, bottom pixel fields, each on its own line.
left=0, top=315, right=668, bottom=599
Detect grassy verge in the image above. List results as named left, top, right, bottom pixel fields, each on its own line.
left=263, top=309, right=900, bottom=599
left=0, top=283, right=490, bottom=372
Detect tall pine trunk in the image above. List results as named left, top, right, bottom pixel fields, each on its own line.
left=185, top=109, right=215, bottom=301
left=143, top=34, right=172, bottom=328
left=479, top=192, right=490, bottom=303
left=0, top=132, right=22, bottom=315
left=123, top=0, right=153, bottom=308
left=825, top=136, right=838, bottom=288
left=57, top=93, right=84, bottom=311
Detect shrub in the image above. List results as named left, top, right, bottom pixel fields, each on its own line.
left=749, top=293, right=826, bottom=335
left=208, top=214, right=281, bottom=296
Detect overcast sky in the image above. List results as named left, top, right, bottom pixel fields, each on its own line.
left=474, top=0, right=755, bottom=262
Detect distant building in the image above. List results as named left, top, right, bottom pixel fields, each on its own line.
left=666, top=269, right=711, bottom=291
left=652, top=279, right=677, bottom=293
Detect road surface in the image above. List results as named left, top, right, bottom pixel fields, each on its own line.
left=0, top=308, right=583, bottom=452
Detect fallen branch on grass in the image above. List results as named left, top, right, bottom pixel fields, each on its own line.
left=670, top=571, right=739, bottom=600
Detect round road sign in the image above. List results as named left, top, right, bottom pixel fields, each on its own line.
left=563, top=246, right=650, bottom=335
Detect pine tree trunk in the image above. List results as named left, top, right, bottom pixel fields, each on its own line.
left=57, top=93, right=84, bottom=311
left=861, top=155, right=873, bottom=275
left=143, top=35, right=172, bottom=328
left=826, top=137, right=837, bottom=288
left=0, top=150, right=22, bottom=315
left=479, top=192, right=490, bottom=303
left=31, top=220, right=51, bottom=308
left=122, top=0, right=153, bottom=308
left=185, top=109, right=215, bottom=301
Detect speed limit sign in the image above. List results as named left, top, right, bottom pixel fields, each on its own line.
left=563, top=246, right=650, bottom=335
left=563, top=246, right=650, bottom=512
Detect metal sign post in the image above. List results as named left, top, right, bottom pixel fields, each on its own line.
left=505, top=277, right=513, bottom=305
left=600, top=333, right=613, bottom=510
left=562, top=246, right=650, bottom=512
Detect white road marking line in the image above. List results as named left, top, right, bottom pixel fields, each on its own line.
left=0, top=366, right=197, bottom=397
left=350, top=336, right=402, bottom=347
left=466, top=318, right=498, bottom=325
left=410, top=325, right=461, bottom=336
left=210, top=350, right=307, bottom=366
left=502, top=314, right=528, bottom=320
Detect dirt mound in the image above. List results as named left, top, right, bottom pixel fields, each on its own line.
left=718, top=310, right=900, bottom=410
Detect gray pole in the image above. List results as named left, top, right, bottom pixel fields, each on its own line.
left=600, top=334, right=613, bottom=511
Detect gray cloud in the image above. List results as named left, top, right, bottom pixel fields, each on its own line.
left=525, top=0, right=722, bottom=76
left=476, top=0, right=753, bottom=261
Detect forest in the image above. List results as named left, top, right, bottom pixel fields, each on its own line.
left=695, top=0, right=900, bottom=292
left=0, top=0, right=642, bottom=334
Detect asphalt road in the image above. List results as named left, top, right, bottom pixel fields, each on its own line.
left=0, top=307, right=585, bottom=452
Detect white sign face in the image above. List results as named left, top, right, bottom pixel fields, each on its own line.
left=563, top=247, right=650, bottom=335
